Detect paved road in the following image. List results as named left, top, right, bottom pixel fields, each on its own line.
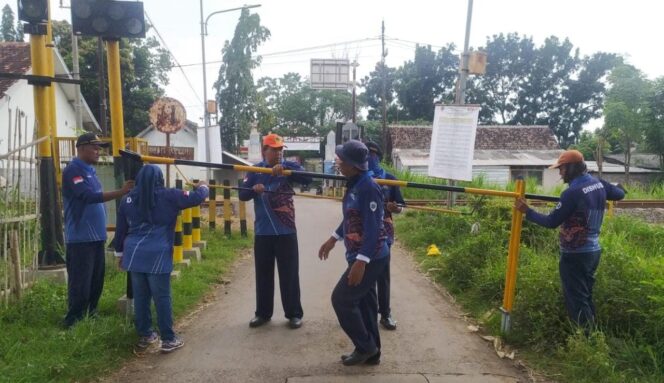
left=111, top=197, right=526, bottom=382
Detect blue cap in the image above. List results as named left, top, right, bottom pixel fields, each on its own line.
left=335, top=140, right=368, bottom=171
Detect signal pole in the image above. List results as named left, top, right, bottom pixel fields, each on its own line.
left=381, top=20, right=388, bottom=158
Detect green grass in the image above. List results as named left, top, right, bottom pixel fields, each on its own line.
left=0, top=229, right=251, bottom=383
left=395, top=201, right=664, bottom=382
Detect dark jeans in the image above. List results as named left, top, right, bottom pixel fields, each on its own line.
left=559, top=250, right=601, bottom=327
left=376, top=249, right=391, bottom=317
left=254, top=233, right=303, bottom=319
left=332, top=257, right=388, bottom=354
left=64, top=241, right=105, bottom=327
left=131, top=272, right=175, bottom=341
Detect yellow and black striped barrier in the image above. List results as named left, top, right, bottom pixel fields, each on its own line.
left=238, top=179, right=248, bottom=237
left=209, top=179, right=217, bottom=230
left=173, top=179, right=184, bottom=263
left=192, top=179, right=202, bottom=243
left=183, top=206, right=193, bottom=250
left=223, top=179, right=232, bottom=237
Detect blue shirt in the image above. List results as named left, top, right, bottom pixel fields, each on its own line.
left=370, top=169, right=405, bottom=245
left=61, top=157, right=107, bottom=244
left=114, top=185, right=209, bottom=274
left=334, top=171, right=388, bottom=263
left=238, top=160, right=312, bottom=236
left=525, top=174, right=625, bottom=253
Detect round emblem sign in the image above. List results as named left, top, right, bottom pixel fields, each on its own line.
left=149, top=97, right=187, bottom=134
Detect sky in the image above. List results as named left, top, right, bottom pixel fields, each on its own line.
left=3, top=0, right=664, bottom=129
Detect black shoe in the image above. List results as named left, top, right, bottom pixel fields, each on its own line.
left=341, top=350, right=381, bottom=365
left=341, top=349, right=379, bottom=366
left=249, top=316, right=270, bottom=328
left=380, top=315, right=397, bottom=330
left=288, top=317, right=302, bottom=329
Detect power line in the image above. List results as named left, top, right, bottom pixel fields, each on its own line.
left=144, top=11, right=203, bottom=104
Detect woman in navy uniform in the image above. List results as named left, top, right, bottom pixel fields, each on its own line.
left=365, top=141, right=405, bottom=330
left=239, top=133, right=312, bottom=329
left=319, top=140, right=389, bottom=366
left=114, top=165, right=209, bottom=353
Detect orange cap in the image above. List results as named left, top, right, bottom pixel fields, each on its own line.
left=263, top=133, right=286, bottom=148
left=550, top=150, right=584, bottom=169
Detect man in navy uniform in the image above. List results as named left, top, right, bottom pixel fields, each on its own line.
left=239, top=133, right=312, bottom=329
left=515, top=150, right=625, bottom=328
left=365, top=141, right=404, bottom=330
left=319, top=140, right=389, bottom=366
left=61, top=133, right=133, bottom=327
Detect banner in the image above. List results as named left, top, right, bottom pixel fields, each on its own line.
left=427, top=104, right=480, bottom=181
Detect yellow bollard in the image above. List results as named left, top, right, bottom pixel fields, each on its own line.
left=209, top=179, right=217, bottom=230
left=501, top=178, right=526, bottom=333
left=223, top=179, right=232, bottom=237
left=607, top=201, right=614, bottom=218
left=183, top=206, right=193, bottom=250
left=192, top=204, right=201, bottom=242
left=238, top=179, right=247, bottom=237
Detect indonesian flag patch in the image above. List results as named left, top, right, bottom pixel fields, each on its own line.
left=72, top=176, right=84, bottom=185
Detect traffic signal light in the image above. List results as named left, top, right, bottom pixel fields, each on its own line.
left=71, top=0, right=146, bottom=39
left=17, top=0, right=48, bottom=24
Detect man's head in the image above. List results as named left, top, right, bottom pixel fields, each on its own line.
left=262, top=133, right=285, bottom=166
left=76, top=133, right=109, bottom=165
left=364, top=141, right=382, bottom=173
left=550, top=150, right=587, bottom=183
left=335, top=140, right=368, bottom=177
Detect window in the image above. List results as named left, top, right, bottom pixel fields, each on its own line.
left=511, top=167, right=543, bottom=185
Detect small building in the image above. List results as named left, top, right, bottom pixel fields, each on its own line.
left=389, top=125, right=564, bottom=189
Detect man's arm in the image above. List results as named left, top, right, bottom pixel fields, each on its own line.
left=238, top=172, right=258, bottom=201
left=101, top=180, right=134, bottom=202
left=600, top=179, right=626, bottom=201
left=523, top=190, right=577, bottom=228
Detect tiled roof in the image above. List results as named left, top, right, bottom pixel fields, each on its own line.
left=388, top=125, right=561, bottom=151
left=0, top=42, right=31, bottom=99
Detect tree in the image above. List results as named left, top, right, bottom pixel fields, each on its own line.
left=255, top=73, right=353, bottom=137
left=645, top=77, right=664, bottom=169
left=52, top=20, right=172, bottom=136
left=214, top=9, right=270, bottom=152
left=394, top=43, right=457, bottom=121
left=360, top=62, right=398, bottom=121
left=1, top=4, right=17, bottom=42
left=603, top=64, right=651, bottom=182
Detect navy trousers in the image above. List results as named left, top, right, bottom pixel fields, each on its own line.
left=64, top=241, right=105, bottom=327
left=254, top=233, right=303, bottom=319
left=376, top=255, right=391, bottom=317
left=332, top=257, right=388, bottom=354
left=559, top=250, right=601, bottom=327
left=131, top=272, right=175, bottom=341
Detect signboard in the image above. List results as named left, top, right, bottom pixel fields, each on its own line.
left=147, top=145, right=194, bottom=160
left=427, top=104, right=481, bottom=181
left=310, top=59, right=349, bottom=90
left=149, top=97, right=187, bottom=134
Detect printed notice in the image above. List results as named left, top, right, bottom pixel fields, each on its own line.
left=427, top=104, right=480, bottom=181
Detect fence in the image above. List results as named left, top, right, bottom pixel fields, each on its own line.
left=1, top=107, right=40, bottom=305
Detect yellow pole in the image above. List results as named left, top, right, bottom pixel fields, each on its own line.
left=106, top=40, right=127, bottom=196
left=501, top=178, right=526, bottom=333
left=238, top=179, right=247, bottom=237
left=30, top=34, right=50, bottom=158
left=45, top=2, right=60, bottom=185
left=607, top=201, right=614, bottom=218
left=173, top=211, right=184, bottom=263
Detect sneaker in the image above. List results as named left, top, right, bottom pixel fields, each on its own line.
left=137, top=331, right=159, bottom=349
left=161, top=336, right=185, bottom=353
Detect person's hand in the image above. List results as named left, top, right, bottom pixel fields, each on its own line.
left=253, top=184, right=265, bottom=194
left=117, top=256, right=124, bottom=270
left=515, top=198, right=529, bottom=213
left=121, top=180, right=135, bottom=194
left=386, top=201, right=402, bottom=213
left=272, top=164, right=285, bottom=176
left=347, top=260, right=366, bottom=286
left=318, top=237, right=336, bottom=260
left=194, top=180, right=207, bottom=188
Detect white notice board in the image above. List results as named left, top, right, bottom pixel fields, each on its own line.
left=427, top=104, right=481, bottom=181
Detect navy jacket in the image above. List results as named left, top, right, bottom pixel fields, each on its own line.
left=525, top=174, right=625, bottom=253
left=370, top=169, right=405, bottom=245
left=61, top=157, right=107, bottom=244
left=238, top=160, right=311, bottom=236
left=115, top=185, right=209, bottom=274
left=334, top=171, right=388, bottom=263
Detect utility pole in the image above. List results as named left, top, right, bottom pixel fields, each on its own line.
left=448, top=0, right=474, bottom=208
left=351, top=60, right=358, bottom=123
left=381, top=20, right=388, bottom=158
left=199, top=0, right=211, bottom=181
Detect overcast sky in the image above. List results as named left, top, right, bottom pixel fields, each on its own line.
left=4, top=0, right=663, bottom=128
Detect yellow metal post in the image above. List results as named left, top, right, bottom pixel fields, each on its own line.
left=106, top=40, right=126, bottom=189
left=238, top=179, right=247, bottom=237
left=174, top=212, right=184, bottom=263
left=45, top=4, right=59, bottom=184
left=501, top=178, right=526, bottom=333
left=607, top=201, right=614, bottom=218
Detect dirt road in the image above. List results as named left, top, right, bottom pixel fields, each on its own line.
left=111, top=197, right=526, bottom=382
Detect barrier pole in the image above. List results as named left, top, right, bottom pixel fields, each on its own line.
left=501, top=178, right=526, bottom=333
